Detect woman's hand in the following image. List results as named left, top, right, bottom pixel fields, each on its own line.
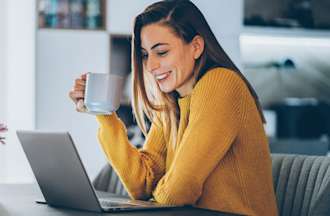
left=69, top=73, right=88, bottom=112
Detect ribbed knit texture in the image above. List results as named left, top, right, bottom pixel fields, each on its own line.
left=96, top=67, right=278, bottom=216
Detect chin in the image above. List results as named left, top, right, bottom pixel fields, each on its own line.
left=159, top=86, right=175, bottom=94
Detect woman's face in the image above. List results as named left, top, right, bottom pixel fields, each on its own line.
left=140, top=23, right=203, bottom=97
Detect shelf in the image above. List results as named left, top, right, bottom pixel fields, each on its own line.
left=242, top=26, right=330, bottom=39
left=38, top=27, right=106, bottom=32
left=37, top=0, right=106, bottom=31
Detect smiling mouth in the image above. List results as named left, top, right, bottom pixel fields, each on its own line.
left=155, top=71, right=171, bottom=81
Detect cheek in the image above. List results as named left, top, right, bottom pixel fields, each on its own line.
left=165, top=52, right=189, bottom=71
left=159, top=55, right=176, bottom=69
left=180, top=53, right=195, bottom=77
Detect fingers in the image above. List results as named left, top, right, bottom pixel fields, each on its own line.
left=69, top=90, right=86, bottom=112
left=69, top=73, right=89, bottom=113
left=69, top=90, right=84, bottom=102
left=75, top=78, right=86, bottom=87
left=74, top=84, right=85, bottom=91
left=81, top=73, right=88, bottom=81
left=76, top=99, right=87, bottom=112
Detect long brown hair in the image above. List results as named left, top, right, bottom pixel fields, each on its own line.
left=132, top=0, right=265, bottom=147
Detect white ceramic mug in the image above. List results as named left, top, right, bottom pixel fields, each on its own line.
left=84, top=72, right=125, bottom=115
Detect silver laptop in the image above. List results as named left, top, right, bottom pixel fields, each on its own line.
left=16, top=130, right=179, bottom=212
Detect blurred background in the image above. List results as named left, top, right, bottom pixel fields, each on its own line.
left=0, top=0, right=329, bottom=183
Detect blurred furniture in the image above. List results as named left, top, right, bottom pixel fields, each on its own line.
left=271, top=153, right=330, bottom=216
left=93, top=163, right=129, bottom=197
left=269, top=138, right=329, bottom=156
left=269, top=100, right=330, bottom=140
left=244, top=0, right=330, bottom=29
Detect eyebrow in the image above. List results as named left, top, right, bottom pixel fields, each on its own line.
left=141, top=43, right=169, bottom=51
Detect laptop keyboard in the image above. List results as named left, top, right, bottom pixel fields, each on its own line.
left=100, top=199, right=141, bottom=208
left=100, top=200, right=126, bottom=207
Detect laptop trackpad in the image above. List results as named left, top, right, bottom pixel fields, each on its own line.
left=95, top=190, right=127, bottom=199
left=95, top=190, right=168, bottom=208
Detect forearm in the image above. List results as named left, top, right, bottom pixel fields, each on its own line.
left=97, top=114, right=166, bottom=200
left=152, top=171, right=203, bottom=205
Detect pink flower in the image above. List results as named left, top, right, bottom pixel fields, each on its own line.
left=0, top=123, right=7, bottom=132
left=0, top=123, right=8, bottom=145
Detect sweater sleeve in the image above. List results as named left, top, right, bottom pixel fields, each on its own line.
left=152, top=68, right=245, bottom=205
left=96, top=113, right=167, bottom=200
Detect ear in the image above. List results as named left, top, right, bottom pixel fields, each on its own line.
left=191, top=35, right=205, bottom=60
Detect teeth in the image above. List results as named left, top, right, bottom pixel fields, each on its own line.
left=156, top=73, right=169, bottom=80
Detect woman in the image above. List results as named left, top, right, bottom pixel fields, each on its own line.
left=69, top=0, right=278, bottom=215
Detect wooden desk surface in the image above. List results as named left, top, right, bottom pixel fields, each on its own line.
left=0, top=184, right=237, bottom=216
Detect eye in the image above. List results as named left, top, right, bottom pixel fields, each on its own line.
left=157, top=50, right=168, bottom=57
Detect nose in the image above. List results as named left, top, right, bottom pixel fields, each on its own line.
left=146, top=55, right=160, bottom=73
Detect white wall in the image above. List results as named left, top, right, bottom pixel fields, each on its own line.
left=37, top=30, right=109, bottom=180
left=0, top=0, right=36, bottom=183
left=0, top=0, right=8, bottom=181
left=193, top=0, right=243, bottom=69
left=107, top=0, right=158, bottom=34
left=0, top=0, right=7, bottom=120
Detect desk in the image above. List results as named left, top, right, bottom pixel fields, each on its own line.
left=0, top=184, right=237, bottom=216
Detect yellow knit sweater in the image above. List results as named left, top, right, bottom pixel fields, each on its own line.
left=96, top=67, right=278, bottom=216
